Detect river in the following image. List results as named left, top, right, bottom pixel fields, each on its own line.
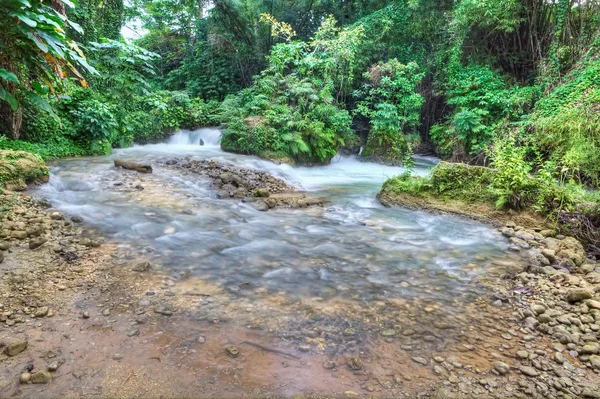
left=31, top=127, right=527, bottom=396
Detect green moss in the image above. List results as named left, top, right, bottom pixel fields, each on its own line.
left=0, top=150, right=50, bottom=190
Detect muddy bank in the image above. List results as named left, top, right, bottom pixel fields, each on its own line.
left=160, top=158, right=324, bottom=211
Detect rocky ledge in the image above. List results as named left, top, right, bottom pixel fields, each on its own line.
left=161, top=158, right=324, bottom=211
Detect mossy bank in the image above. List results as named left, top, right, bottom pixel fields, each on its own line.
left=378, top=162, right=600, bottom=257
left=0, top=150, right=49, bottom=192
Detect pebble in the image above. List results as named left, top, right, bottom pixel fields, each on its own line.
left=225, top=345, right=240, bottom=358
left=411, top=356, right=428, bottom=366
left=47, top=361, right=59, bottom=372
left=112, top=353, right=124, bottom=360
left=494, top=361, right=510, bottom=375
left=519, top=366, right=539, bottom=377
left=19, top=372, right=31, bottom=384
left=197, top=336, right=206, bottom=344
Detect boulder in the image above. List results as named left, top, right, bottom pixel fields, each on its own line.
left=2, top=338, right=28, bottom=356
left=556, top=237, right=586, bottom=266
left=0, top=150, right=49, bottom=190
left=30, top=371, right=52, bottom=384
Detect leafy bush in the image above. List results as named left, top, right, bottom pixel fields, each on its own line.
left=220, top=16, right=362, bottom=164
left=354, top=60, right=424, bottom=162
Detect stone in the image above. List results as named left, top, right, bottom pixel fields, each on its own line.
left=197, top=336, right=206, bottom=344
left=554, top=352, right=565, bottom=364
left=324, top=361, right=336, bottom=370
left=71, top=216, right=84, bottom=223
left=567, top=288, right=593, bottom=303
left=19, top=372, right=31, bottom=384
left=0, top=241, right=9, bottom=250
left=556, top=237, right=586, bottom=266
left=347, top=357, right=363, bottom=370
left=531, top=304, right=546, bottom=315
left=47, top=361, right=59, bottom=371
left=30, top=371, right=52, bottom=384
left=132, top=261, right=151, bottom=272
left=112, top=353, right=124, bottom=360
left=519, top=366, right=539, bottom=377
left=582, top=343, right=600, bottom=354
left=582, top=388, right=600, bottom=398
left=516, top=351, right=529, bottom=360
left=102, top=309, right=111, bottom=316
left=34, top=306, right=49, bottom=317
left=252, top=200, right=269, bottom=212
left=154, top=302, right=173, bottom=316
left=590, top=355, right=600, bottom=370
left=412, top=356, right=428, bottom=366
left=380, top=329, right=396, bottom=337
left=4, top=339, right=28, bottom=356
left=0, top=252, right=3, bottom=263
left=81, top=311, right=90, bottom=319
left=226, top=345, right=240, bottom=358
left=494, top=361, right=510, bottom=375
left=587, top=300, right=600, bottom=310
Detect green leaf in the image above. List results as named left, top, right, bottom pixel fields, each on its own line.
left=62, top=0, right=76, bottom=8
left=0, top=87, right=19, bottom=111
left=11, top=12, right=37, bottom=27
left=0, top=68, right=19, bottom=84
left=31, top=82, right=49, bottom=95
left=67, top=20, right=83, bottom=34
left=21, top=27, right=48, bottom=52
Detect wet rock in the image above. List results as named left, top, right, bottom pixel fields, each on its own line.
left=252, top=200, right=269, bottom=212
left=494, top=361, right=510, bottom=375
left=347, top=357, right=363, bottom=370
left=226, top=345, right=240, bottom=358
left=0, top=252, right=3, bottom=263
left=132, top=261, right=151, bottom=272
left=71, top=215, right=84, bottom=223
left=19, top=372, right=31, bottom=384
left=30, top=371, right=52, bottom=384
left=3, top=338, right=28, bottom=356
left=567, top=288, right=593, bottom=303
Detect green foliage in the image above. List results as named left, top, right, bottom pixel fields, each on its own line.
left=220, top=16, right=362, bottom=164
left=354, top=60, right=424, bottom=162
left=0, top=0, right=96, bottom=137
left=487, top=137, right=535, bottom=210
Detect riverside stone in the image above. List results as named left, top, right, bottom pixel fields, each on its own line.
left=567, top=288, right=593, bottom=303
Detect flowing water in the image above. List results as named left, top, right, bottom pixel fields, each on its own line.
left=32, top=128, right=527, bottom=395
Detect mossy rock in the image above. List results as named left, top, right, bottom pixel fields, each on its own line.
left=0, top=150, right=50, bottom=191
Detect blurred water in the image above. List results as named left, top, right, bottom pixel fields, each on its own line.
left=36, top=128, right=518, bottom=303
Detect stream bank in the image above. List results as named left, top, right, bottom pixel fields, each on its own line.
left=1, top=129, right=600, bottom=398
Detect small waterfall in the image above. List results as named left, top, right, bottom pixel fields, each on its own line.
left=358, top=145, right=364, bottom=156
left=168, top=128, right=222, bottom=146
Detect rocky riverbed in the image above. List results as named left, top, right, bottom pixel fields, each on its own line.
left=160, top=158, right=324, bottom=211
